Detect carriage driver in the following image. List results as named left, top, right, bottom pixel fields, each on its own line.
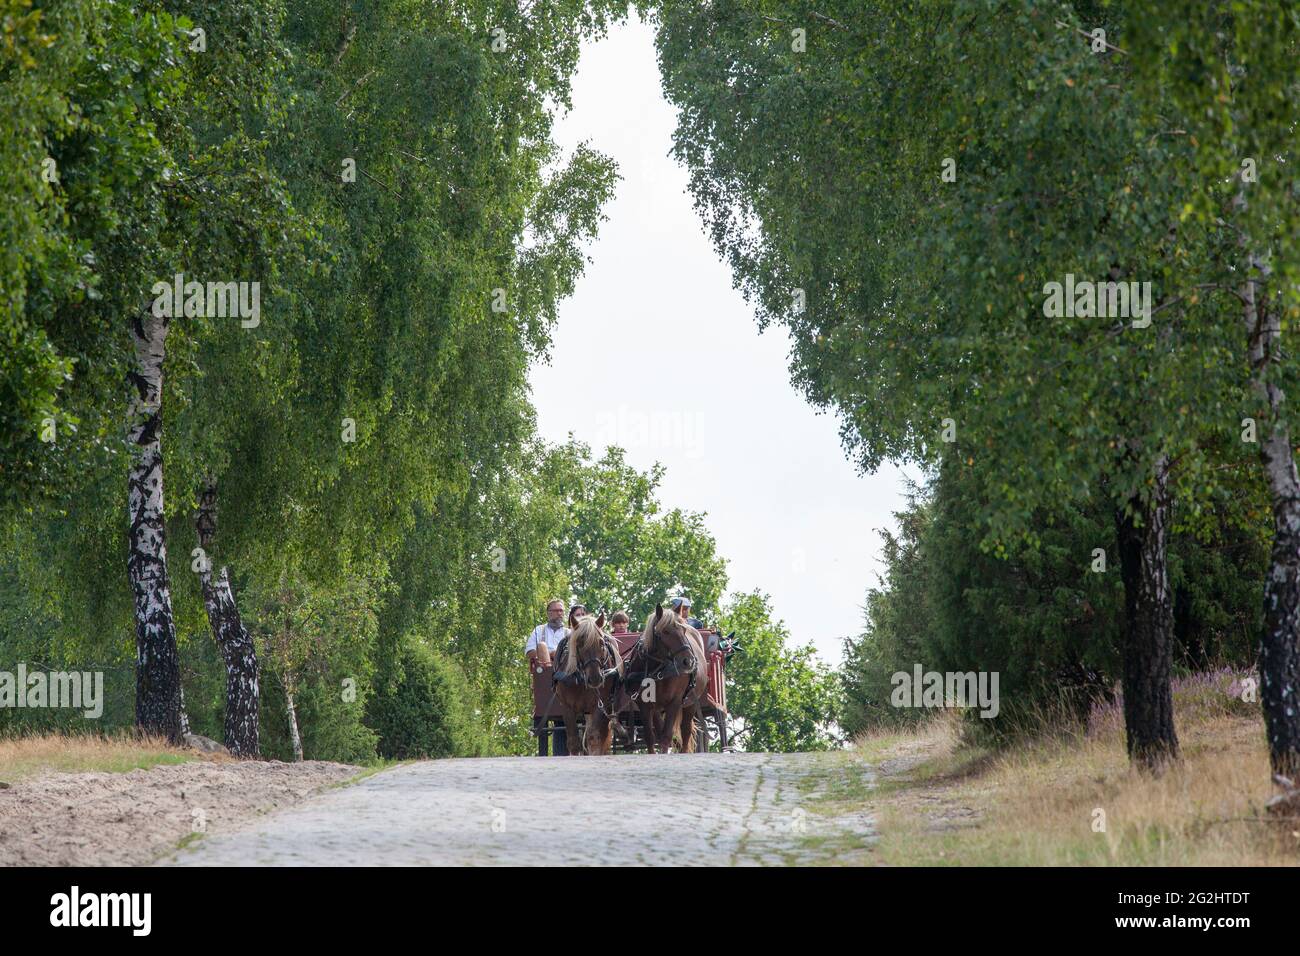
left=670, top=595, right=704, bottom=630
left=525, top=599, right=570, bottom=755
left=526, top=599, right=568, bottom=667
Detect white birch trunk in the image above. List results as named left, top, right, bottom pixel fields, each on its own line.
left=286, top=685, right=303, bottom=762
left=126, top=309, right=184, bottom=741
left=1241, top=240, right=1300, bottom=776
left=196, top=481, right=260, bottom=756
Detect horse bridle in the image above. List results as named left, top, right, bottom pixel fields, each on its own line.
left=573, top=638, right=624, bottom=732
left=633, top=624, right=700, bottom=701
left=561, top=635, right=622, bottom=690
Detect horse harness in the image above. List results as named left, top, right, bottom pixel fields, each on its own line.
left=553, top=635, right=623, bottom=689
left=624, top=632, right=700, bottom=705
left=553, top=635, right=625, bottom=731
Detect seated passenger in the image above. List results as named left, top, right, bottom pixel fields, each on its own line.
left=568, top=603, right=588, bottom=629
left=525, top=599, right=567, bottom=668
left=670, top=595, right=705, bottom=631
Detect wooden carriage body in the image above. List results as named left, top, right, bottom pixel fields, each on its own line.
left=530, top=628, right=730, bottom=754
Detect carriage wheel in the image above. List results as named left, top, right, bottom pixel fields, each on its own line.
left=693, top=704, right=708, bottom=753
left=703, top=708, right=719, bottom=752
left=621, top=711, right=644, bottom=753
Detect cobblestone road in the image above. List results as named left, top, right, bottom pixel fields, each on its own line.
left=164, top=752, right=875, bottom=866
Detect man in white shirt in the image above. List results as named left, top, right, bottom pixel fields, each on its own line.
left=526, top=599, right=569, bottom=755
left=526, top=599, right=568, bottom=666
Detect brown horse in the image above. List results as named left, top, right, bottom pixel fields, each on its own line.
left=553, top=613, right=623, bottom=755
left=629, top=604, right=708, bottom=754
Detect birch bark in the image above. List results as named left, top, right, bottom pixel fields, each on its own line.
left=195, top=480, right=260, bottom=756
left=1242, top=247, right=1300, bottom=777
left=126, top=310, right=184, bottom=741
left=286, top=686, right=303, bottom=762
left=1114, top=457, right=1180, bottom=770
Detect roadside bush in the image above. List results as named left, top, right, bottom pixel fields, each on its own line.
left=367, top=637, right=482, bottom=759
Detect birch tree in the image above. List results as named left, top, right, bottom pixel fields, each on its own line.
left=655, top=0, right=1248, bottom=768
left=160, top=0, right=618, bottom=751
left=126, top=309, right=185, bottom=738
left=194, top=480, right=258, bottom=755
left=1127, top=0, right=1300, bottom=776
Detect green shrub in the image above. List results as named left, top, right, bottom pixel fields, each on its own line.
left=367, top=637, right=481, bottom=759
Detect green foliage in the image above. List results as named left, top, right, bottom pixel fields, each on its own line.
left=719, top=591, right=838, bottom=752
left=246, top=570, right=381, bottom=763
left=540, top=440, right=729, bottom=623
left=367, top=636, right=485, bottom=760
left=1126, top=0, right=1300, bottom=348
left=378, top=439, right=571, bottom=757
left=0, top=0, right=190, bottom=502
left=655, top=0, right=1248, bottom=547
left=840, top=462, right=1269, bottom=739
left=839, top=487, right=935, bottom=735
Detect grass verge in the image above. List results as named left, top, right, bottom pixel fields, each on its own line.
left=842, top=672, right=1300, bottom=866
left=0, top=731, right=196, bottom=783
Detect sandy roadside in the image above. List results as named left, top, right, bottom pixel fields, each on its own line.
left=0, top=758, right=359, bottom=866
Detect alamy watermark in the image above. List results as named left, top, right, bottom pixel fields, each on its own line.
left=151, top=272, right=260, bottom=328
left=891, top=665, right=1000, bottom=718
left=50, top=886, right=150, bottom=936
left=0, top=664, right=103, bottom=718
left=592, top=404, right=705, bottom=459
left=1042, top=273, right=1151, bottom=328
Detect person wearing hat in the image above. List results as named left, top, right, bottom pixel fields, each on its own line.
left=672, top=595, right=715, bottom=663
left=671, top=595, right=704, bottom=630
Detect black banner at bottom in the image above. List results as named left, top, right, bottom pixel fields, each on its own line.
left=0, top=865, right=1279, bottom=941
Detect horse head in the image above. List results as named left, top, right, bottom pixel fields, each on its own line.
left=567, top=613, right=618, bottom=689
left=645, top=603, right=703, bottom=677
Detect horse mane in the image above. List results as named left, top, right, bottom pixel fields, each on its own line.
left=562, top=615, right=599, bottom=671
left=642, top=609, right=704, bottom=661
left=641, top=609, right=661, bottom=656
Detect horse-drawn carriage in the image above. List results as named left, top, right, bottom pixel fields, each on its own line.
left=531, top=621, right=732, bottom=755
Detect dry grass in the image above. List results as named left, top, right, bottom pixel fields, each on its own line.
left=856, top=672, right=1300, bottom=866
left=854, top=710, right=962, bottom=755
left=853, top=711, right=972, bottom=781
left=0, top=731, right=199, bottom=783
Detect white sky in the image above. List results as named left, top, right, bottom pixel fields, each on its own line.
left=531, top=15, right=914, bottom=665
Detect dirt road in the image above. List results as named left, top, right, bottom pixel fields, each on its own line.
left=163, top=752, right=876, bottom=866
